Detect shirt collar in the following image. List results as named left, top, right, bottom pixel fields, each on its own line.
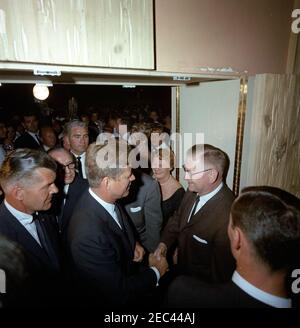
left=71, top=151, right=86, bottom=160
left=4, top=199, right=33, bottom=224
left=88, top=188, right=115, bottom=216
left=27, top=130, right=39, bottom=138
left=232, top=271, right=291, bottom=308
left=199, top=182, right=223, bottom=202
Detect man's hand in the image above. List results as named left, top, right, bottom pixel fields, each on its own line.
left=133, top=242, right=145, bottom=262
left=154, top=242, right=167, bottom=260
left=149, top=253, right=169, bottom=278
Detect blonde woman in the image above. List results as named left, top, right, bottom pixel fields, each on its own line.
left=152, top=148, right=185, bottom=229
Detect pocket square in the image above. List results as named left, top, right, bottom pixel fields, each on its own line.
left=193, top=235, right=208, bottom=244
left=130, top=206, right=142, bottom=213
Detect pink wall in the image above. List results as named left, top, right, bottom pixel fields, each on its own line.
left=155, top=0, right=293, bottom=75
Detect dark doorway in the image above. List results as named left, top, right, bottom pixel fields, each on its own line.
left=0, top=84, right=171, bottom=122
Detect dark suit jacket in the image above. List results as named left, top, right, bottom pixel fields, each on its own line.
left=53, top=175, right=88, bottom=246
left=165, top=275, right=274, bottom=308
left=67, top=190, right=157, bottom=307
left=14, top=132, right=43, bottom=150
left=122, top=172, right=163, bottom=252
left=0, top=202, right=61, bottom=306
left=161, top=184, right=235, bottom=283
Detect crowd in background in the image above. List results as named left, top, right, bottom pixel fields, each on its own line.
left=0, top=103, right=299, bottom=309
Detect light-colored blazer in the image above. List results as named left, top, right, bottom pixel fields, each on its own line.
left=123, top=172, right=163, bottom=252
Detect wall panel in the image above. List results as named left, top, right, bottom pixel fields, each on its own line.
left=0, top=0, right=154, bottom=69
left=241, top=74, right=300, bottom=197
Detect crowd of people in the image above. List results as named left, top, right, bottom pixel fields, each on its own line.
left=0, top=106, right=299, bottom=308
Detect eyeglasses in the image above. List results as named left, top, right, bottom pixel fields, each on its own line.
left=57, top=162, right=76, bottom=170
left=182, top=165, right=212, bottom=178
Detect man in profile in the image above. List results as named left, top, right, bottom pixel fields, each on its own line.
left=68, top=141, right=168, bottom=307
left=155, top=144, right=235, bottom=283
left=166, top=186, right=300, bottom=308
left=0, top=149, right=61, bottom=306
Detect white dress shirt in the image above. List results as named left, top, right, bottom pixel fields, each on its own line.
left=188, top=182, right=223, bottom=222
left=232, top=271, right=291, bottom=308
left=4, top=200, right=41, bottom=246
left=89, top=188, right=122, bottom=229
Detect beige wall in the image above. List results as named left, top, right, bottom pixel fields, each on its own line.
left=155, top=0, right=293, bottom=75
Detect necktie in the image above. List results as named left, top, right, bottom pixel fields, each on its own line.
left=76, top=156, right=83, bottom=178
left=114, top=204, right=124, bottom=230
left=33, top=213, right=60, bottom=270
left=188, top=195, right=200, bottom=223
left=114, top=204, right=132, bottom=250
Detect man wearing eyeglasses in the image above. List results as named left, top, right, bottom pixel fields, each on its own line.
left=48, top=147, right=88, bottom=249
left=155, top=144, right=235, bottom=283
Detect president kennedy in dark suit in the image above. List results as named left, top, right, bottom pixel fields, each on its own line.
left=68, top=141, right=168, bottom=307
left=0, top=149, right=61, bottom=306
left=165, top=187, right=299, bottom=308
left=155, top=144, right=235, bottom=283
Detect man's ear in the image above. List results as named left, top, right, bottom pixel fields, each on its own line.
left=13, top=185, right=25, bottom=201
left=102, top=177, right=110, bottom=191
left=231, top=226, right=243, bottom=254
left=63, top=136, right=70, bottom=148
left=208, top=168, right=219, bottom=183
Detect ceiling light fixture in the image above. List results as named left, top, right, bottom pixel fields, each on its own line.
left=33, top=83, right=50, bottom=101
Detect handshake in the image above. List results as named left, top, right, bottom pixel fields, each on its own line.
left=148, top=242, right=169, bottom=278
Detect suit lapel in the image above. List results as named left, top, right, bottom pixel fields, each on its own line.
left=182, top=186, right=226, bottom=229
left=37, top=213, right=61, bottom=271
left=61, top=176, right=88, bottom=231
left=26, top=132, right=44, bottom=150
left=180, top=192, right=198, bottom=230
left=117, top=204, right=135, bottom=251
left=88, top=195, right=134, bottom=256
left=1, top=205, right=53, bottom=268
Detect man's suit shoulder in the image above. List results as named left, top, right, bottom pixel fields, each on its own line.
left=205, top=184, right=235, bottom=212
left=68, top=175, right=89, bottom=197
left=0, top=203, right=16, bottom=234
left=69, top=190, right=96, bottom=223
left=166, top=275, right=271, bottom=308
left=140, top=173, right=160, bottom=191
left=15, top=132, right=40, bottom=149
left=68, top=190, right=108, bottom=238
left=220, top=184, right=235, bottom=202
